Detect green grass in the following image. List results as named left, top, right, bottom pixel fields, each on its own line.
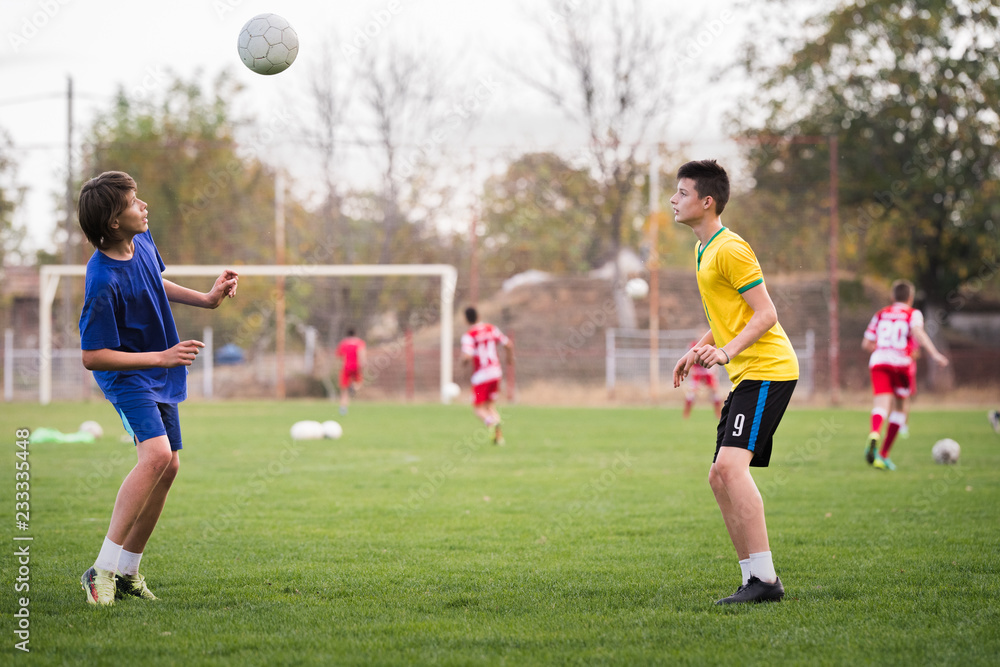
left=3, top=400, right=999, bottom=665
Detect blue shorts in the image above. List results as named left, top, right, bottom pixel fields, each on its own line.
left=113, top=398, right=183, bottom=451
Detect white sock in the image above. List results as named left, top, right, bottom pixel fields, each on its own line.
left=95, top=537, right=123, bottom=573
left=749, top=550, right=777, bottom=584
left=118, top=549, right=143, bottom=576
left=739, top=558, right=751, bottom=585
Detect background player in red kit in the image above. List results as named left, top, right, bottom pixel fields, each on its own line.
left=460, top=306, right=513, bottom=445
left=863, top=279, right=949, bottom=470
left=336, top=328, right=367, bottom=415
left=683, top=341, right=723, bottom=419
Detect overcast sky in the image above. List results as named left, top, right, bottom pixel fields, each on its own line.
left=1, top=0, right=757, bottom=256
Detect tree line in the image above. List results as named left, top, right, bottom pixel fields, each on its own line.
left=1, top=0, right=996, bottom=339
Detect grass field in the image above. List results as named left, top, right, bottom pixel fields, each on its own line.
left=3, top=400, right=999, bottom=665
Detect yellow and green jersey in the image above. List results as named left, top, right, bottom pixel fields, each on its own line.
left=695, top=227, right=799, bottom=388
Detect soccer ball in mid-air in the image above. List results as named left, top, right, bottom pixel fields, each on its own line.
left=931, top=438, right=960, bottom=464
left=626, top=277, right=650, bottom=299
left=237, top=13, right=298, bottom=75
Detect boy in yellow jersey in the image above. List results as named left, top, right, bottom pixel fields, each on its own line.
left=670, top=160, right=799, bottom=605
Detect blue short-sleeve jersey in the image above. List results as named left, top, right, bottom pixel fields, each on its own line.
left=79, top=231, right=187, bottom=403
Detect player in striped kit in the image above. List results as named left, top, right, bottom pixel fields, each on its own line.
left=460, top=307, right=513, bottom=445
left=863, top=280, right=949, bottom=470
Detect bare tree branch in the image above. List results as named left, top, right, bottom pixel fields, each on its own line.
left=514, top=0, right=679, bottom=270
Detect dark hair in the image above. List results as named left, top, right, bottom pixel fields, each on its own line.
left=891, top=279, right=914, bottom=303
left=346, top=328, right=355, bottom=337
left=676, top=159, right=730, bottom=214
left=464, top=307, right=478, bottom=325
left=78, top=171, right=136, bottom=250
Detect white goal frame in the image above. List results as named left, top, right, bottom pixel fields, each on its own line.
left=39, top=264, right=458, bottom=405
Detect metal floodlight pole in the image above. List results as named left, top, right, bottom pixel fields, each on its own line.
left=275, top=172, right=286, bottom=400
left=828, top=135, right=841, bottom=405
left=648, top=149, right=661, bottom=400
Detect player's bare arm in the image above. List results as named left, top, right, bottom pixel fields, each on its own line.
left=82, top=340, right=205, bottom=371
left=912, top=324, right=949, bottom=367
left=163, top=269, right=239, bottom=309
left=694, top=283, right=779, bottom=369
left=862, top=338, right=876, bottom=353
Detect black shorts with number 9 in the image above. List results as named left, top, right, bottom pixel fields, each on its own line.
left=715, top=379, right=797, bottom=468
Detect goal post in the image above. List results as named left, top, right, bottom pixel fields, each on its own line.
left=38, top=264, right=458, bottom=405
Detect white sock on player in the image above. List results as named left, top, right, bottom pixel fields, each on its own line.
left=117, top=548, right=143, bottom=576
left=749, top=550, right=777, bottom=584
left=95, top=537, right=123, bottom=573
left=739, top=558, right=751, bottom=585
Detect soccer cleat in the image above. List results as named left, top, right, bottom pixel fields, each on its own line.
left=989, top=410, right=1000, bottom=434
left=714, top=583, right=745, bottom=605
left=716, top=576, right=784, bottom=604
left=81, top=566, right=117, bottom=606
left=865, top=431, right=880, bottom=465
left=493, top=423, right=505, bottom=446
left=872, top=455, right=896, bottom=471
left=115, top=572, right=158, bottom=600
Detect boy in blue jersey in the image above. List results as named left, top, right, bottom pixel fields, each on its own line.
left=77, top=171, right=239, bottom=605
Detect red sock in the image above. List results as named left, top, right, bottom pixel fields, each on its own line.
left=871, top=412, right=885, bottom=434
left=881, top=423, right=900, bottom=458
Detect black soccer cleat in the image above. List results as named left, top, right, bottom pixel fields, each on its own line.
left=715, top=576, right=784, bottom=604
left=865, top=431, right=880, bottom=465
left=714, top=583, right=744, bottom=605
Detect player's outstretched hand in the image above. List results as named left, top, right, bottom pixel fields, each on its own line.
left=673, top=350, right=696, bottom=388
left=162, top=340, right=205, bottom=367
left=208, top=269, right=239, bottom=306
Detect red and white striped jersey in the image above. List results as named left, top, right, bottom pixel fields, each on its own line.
left=864, top=303, right=923, bottom=368
left=461, top=322, right=509, bottom=385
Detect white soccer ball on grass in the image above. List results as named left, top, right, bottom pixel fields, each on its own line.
left=79, top=420, right=103, bottom=438
left=290, top=420, right=325, bottom=441
left=322, top=420, right=343, bottom=440
left=444, top=382, right=461, bottom=401
left=931, top=438, right=960, bottom=464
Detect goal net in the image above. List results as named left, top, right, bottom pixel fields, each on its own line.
left=32, top=264, right=457, bottom=404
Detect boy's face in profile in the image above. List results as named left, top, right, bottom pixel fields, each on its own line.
left=670, top=177, right=712, bottom=225
left=113, top=190, right=149, bottom=238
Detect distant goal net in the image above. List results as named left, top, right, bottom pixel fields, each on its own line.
left=34, top=264, right=457, bottom=405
